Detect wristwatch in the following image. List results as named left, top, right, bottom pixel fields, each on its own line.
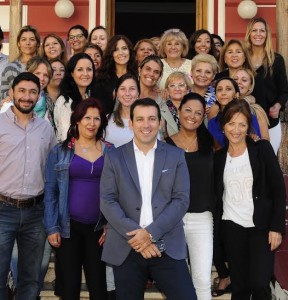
left=149, top=233, right=156, bottom=243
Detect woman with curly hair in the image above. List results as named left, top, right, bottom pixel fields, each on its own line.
left=54, top=53, right=97, bottom=142
left=157, top=28, right=191, bottom=91
left=94, top=35, right=137, bottom=115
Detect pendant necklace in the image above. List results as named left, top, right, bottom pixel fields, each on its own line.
left=78, top=141, right=96, bottom=153
left=178, top=134, right=197, bottom=152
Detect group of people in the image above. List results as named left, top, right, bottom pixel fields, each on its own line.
left=0, top=16, right=287, bottom=300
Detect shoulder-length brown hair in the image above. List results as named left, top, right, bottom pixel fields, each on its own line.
left=220, top=98, right=252, bottom=135
left=63, top=97, right=107, bottom=148
left=219, top=39, right=253, bottom=73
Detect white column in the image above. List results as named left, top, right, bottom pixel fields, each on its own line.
left=100, top=0, right=106, bottom=26
left=89, top=0, right=96, bottom=31
left=207, top=0, right=214, bottom=33
left=218, top=0, right=225, bottom=40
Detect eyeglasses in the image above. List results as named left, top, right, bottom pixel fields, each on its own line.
left=69, top=34, right=84, bottom=41
left=167, top=83, right=187, bottom=89
left=214, top=42, right=222, bottom=47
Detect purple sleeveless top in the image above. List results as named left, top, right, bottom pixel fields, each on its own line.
left=68, top=154, right=104, bottom=224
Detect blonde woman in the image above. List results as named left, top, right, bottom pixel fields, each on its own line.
left=158, top=29, right=192, bottom=90
left=233, top=68, right=269, bottom=141
left=244, top=17, right=288, bottom=153
left=163, top=71, right=191, bottom=134
left=190, top=54, right=218, bottom=119
left=134, top=38, right=157, bottom=65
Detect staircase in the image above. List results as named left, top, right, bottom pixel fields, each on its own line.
left=40, top=254, right=231, bottom=300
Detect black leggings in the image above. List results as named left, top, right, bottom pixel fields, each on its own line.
left=55, top=220, right=108, bottom=300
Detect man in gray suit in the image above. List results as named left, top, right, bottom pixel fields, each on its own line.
left=100, top=98, right=196, bottom=300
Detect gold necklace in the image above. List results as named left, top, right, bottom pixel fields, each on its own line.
left=177, top=133, right=198, bottom=152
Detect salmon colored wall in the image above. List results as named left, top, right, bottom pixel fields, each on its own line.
left=225, top=0, right=276, bottom=48
left=26, top=0, right=90, bottom=40
left=0, top=0, right=100, bottom=40
left=0, top=0, right=277, bottom=49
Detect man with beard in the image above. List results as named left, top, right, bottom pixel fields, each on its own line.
left=0, top=72, right=56, bottom=300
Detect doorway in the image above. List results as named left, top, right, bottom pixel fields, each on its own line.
left=114, top=0, right=196, bottom=44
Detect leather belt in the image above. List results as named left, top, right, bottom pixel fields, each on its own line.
left=0, top=194, right=44, bottom=208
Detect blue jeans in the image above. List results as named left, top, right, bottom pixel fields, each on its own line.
left=0, top=201, right=46, bottom=300
left=11, top=239, right=52, bottom=295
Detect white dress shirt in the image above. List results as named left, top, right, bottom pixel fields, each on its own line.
left=133, top=139, right=157, bottom=228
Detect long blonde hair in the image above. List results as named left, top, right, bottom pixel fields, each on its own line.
left=244, top=17, right=275, bottom=76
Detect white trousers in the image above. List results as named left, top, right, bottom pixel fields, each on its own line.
left=184, top=211, right=213, bottom=300
left=269, top=121, right=281, bottom=154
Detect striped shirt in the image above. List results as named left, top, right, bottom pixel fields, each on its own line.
left=0, top=59, right=25, bottom=100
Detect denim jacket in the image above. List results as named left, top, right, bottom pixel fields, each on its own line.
left=44, top=140, right=114, bottom=238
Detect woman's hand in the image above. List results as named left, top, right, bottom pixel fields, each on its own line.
left=48, top=232, right=61, bottom=248
left=249, top=133, right=261, bottom=142
left=269, top=103, right=281, bottom=119
left=98, top=225, right=107, bottom=246
left=268, top=231, right=282, bottom=251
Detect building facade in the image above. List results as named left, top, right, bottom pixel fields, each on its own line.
left=0, top=0, right=277, bottom=55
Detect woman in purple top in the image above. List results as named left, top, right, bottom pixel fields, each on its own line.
left=44, top=98, right=114, bottom=300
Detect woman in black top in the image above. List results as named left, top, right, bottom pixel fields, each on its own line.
left=244, top=17, right=288, bottom=153
left=214, top=99, right=285, bottom=300
left=94, top=35, right=137, bottom=115
left=165, top=92, right=214, bottom=300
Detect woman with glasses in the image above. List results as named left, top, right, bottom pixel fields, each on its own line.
left=157, top=29, right=192, bottom=91
left=163, top=71, right=191, bottom=134
left=166, top=93, right=214, bottom=300
left=67, top=25, right=88, bottom=56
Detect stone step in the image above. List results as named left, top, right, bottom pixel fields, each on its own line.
left=41, top=261, right=231, bottom=300
left=40, top=283, right=231, bottom=300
